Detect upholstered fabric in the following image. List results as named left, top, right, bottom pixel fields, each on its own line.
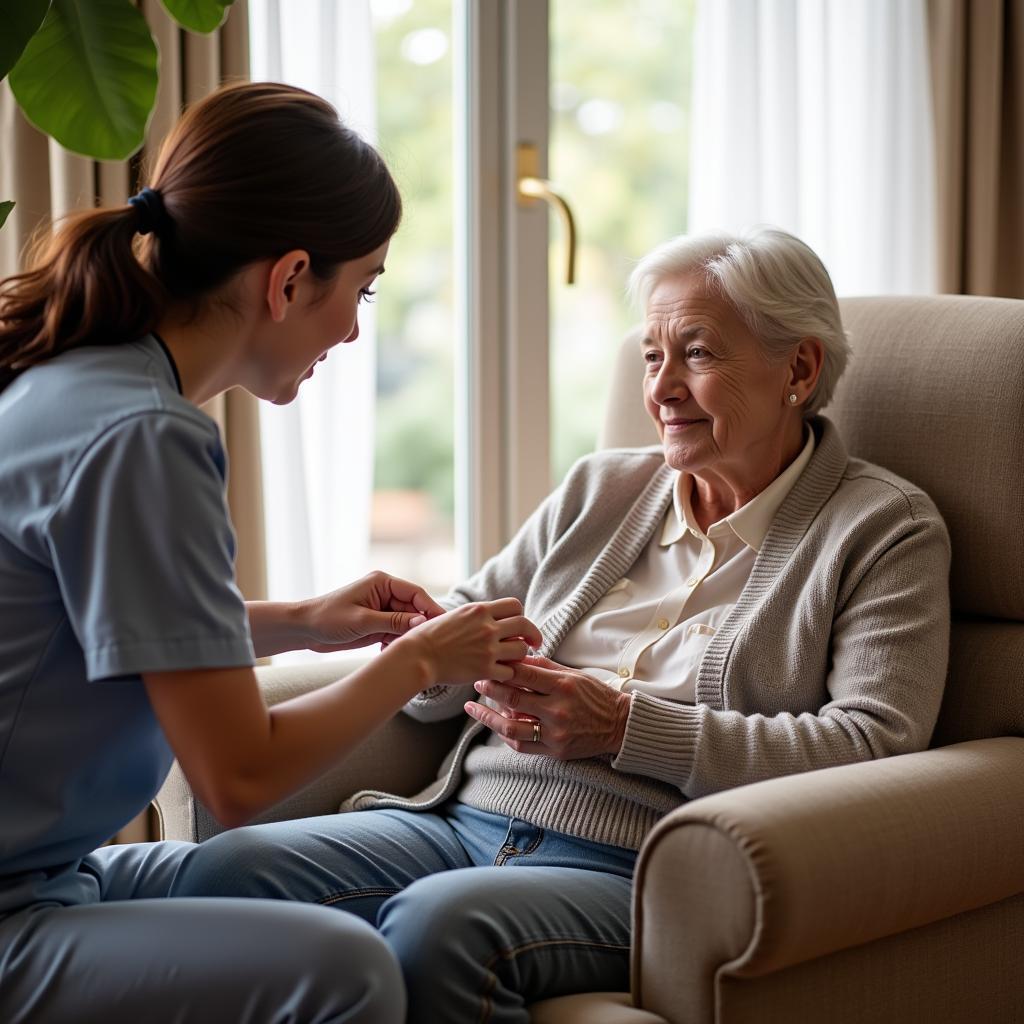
left=597, top=325, right=654, bottom=450
left=634, top=737, right=1024, bottom=1023
left=831, top=296, right=1024, bottom=620
left=934, top=619, right=1024, bottom=745
left=717, top=890, right=1024, bottom=1024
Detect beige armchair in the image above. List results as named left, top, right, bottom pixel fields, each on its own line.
left=156, top=295, right=1024, bottom=1023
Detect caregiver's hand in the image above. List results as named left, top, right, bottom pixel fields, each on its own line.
left=301, top=571, right=445, bottom=652
left=466, top=655, right=632, bottom=759
left=395, top=598, right=543, bottom=685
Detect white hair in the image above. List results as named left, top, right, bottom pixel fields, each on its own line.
left=628, top=227, right=851, bottom=415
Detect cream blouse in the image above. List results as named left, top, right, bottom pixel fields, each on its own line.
left=555, top=429, right=815, bottom=703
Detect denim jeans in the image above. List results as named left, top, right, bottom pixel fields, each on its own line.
left=172, top=802, right=637, bottom=1024
left=0, top=840, right=404, bottom=1024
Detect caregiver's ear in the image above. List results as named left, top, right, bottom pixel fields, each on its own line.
left=266, top=250, right=312, bottom=322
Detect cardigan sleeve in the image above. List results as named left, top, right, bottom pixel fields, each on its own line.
left=612, top=494, right=951, bottom=797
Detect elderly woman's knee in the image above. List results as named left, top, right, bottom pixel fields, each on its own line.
left=376, top=871, right=508, bottom=967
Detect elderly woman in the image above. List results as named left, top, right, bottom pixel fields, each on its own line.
left=173, top=228, right=951, bottom=1022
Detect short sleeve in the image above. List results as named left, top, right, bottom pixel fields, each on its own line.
left=44, top=411, right=255, bottom=680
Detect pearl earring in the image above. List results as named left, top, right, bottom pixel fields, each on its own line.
left=788, top=394, right=798, bottom=404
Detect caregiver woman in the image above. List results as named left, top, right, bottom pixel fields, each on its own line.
left=0, top=82, right=539, bottom=1024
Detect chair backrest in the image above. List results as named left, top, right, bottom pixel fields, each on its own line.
left=599, top=295, right=1024, bottom=746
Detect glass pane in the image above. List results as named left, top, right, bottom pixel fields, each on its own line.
left=250, top=0, right=458, bottom=616
left=549, top=0, right=696, bottom=483
left=371, top=0, right=457, bottom=594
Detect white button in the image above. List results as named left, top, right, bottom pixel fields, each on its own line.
left=687, top=577, right=699, bottom=587
left=618, top=667, right=630, bottom=678
left=657, top=618, right=670, bottom=630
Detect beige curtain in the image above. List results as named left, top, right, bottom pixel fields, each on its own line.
left=929, top=0, right=1024, bottom=297
left=1, top=1, right=266, bottom=843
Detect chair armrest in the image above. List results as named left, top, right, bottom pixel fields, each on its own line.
left=631, top=737, right=1024, bottom=1024
left=153, top=655, right=464, bottom=842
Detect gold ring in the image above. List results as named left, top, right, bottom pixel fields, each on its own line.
left=532, top=721, right=542, bottom=744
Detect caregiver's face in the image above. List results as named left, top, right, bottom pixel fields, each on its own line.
left=274, top=240, right=390, bottom=404
left=641, top=273, right=793, bottom=479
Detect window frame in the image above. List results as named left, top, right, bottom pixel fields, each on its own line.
left=457, top=0, right=552, bottom=571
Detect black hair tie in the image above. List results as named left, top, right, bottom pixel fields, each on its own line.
left=127, top=187, right=171, bottom=237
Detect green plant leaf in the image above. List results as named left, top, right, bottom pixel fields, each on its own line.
left=0, top=0, right=51, bottom=83
left=9, top=0, right=158, bottom=161
left=161, top=0, right=234, bottom=34
left=0, top=201, right=14, bottom=229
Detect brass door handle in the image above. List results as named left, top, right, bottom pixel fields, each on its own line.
left=516, top=142, right=577, bottom=285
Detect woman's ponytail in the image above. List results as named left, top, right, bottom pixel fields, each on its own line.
left=0, top=205, right=166, bottom=389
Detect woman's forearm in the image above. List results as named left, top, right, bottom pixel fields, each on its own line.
left=145, top=640, right=434, bottom=828
left=246, top=599, right=310, bottom=658
left=148, top=598, right=538, bottom=826
left=234, top=643, right=433, bottom=821
left=150, top=598, right=540, bottom=823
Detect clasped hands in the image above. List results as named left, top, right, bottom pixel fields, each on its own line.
left=465, top=657, right=631, bottom=761
left=300, top=574, right=539, bottom=685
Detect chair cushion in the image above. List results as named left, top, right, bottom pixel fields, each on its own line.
left=832, top=295, right=1024, bottom=621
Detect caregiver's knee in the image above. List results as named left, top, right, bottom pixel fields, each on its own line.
left=302, top=913, right=406, bottom=1024
left=170, top=825, right=289, bottom=897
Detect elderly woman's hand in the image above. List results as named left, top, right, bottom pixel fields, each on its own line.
left=465, top=655, right=632, bottom=760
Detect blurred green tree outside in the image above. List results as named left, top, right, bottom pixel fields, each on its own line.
left=370, top=0, right=694, bottom=536
left=549, top=0, right=695, bottom=477
left=372, top=0, right=456, bottom=523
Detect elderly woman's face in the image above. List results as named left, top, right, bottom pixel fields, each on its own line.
left=642, top=273, right=794, bottom=478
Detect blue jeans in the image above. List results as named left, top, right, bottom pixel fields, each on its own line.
left=0, top=841, right=404, bottom=1024
left=172, top=803, right=637, bottom=1024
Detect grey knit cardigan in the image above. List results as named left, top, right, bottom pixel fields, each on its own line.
left=345, top=417, right=952, bottom=851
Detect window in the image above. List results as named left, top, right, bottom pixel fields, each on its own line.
left=548, top=0, right=696, bottom=480
left=252, top=1, right=700, bottom=604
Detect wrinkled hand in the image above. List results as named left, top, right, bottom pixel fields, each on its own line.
left=302, top=571, right=445, bottom=652
left=396, top=598, right=543, bottom=685
left=465, top=655, right=631, bottom=760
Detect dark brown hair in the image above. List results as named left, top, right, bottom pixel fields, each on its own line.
left=0, top=81, right=402, bottom=389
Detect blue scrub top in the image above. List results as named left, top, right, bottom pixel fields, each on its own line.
left=0, top=336, right=254, bottom=912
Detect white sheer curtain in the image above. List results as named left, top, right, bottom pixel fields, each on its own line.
left=249, top=0, right=378, bottom=617
left=688, top=0, right=937, bottom=295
